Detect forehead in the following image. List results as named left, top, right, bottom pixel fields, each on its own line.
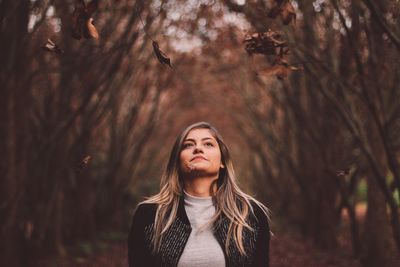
left=184, top=128, right=216, bottom=141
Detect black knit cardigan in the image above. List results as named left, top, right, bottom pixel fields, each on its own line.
left=127, top=195, right=270, bottom=267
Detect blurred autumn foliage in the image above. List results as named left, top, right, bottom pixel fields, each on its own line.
left=1, top=0, right=400, bottom=266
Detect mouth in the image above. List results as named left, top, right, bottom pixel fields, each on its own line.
left=190, top=156, right=207, bottom=162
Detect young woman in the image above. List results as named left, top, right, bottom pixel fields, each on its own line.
left=128, top=122, right=271, bottom=267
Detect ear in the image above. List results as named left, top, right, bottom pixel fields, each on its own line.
left=220, top=164, right=225, bottom=169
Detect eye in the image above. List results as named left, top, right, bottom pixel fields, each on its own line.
left=182, top=143, right=193, bottom=149
left=205, top=142, right=214, bottom=147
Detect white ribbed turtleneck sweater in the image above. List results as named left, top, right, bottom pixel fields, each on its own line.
left=177, top=190, right=226, bottom=267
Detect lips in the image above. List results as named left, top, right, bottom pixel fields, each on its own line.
left=190, top=156, right=207, bottom=161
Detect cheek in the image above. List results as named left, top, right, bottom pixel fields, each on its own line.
left=210, top=150, right=222, bottom=164
left=179, top=150, right=189, bottom=163
left=179, top=152, right=187, bottom=171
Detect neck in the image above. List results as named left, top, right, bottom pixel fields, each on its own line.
left=183, top=175, right=218, bottom=197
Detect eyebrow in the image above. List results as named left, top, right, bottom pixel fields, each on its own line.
left=183, top=137, right=215, bottom=142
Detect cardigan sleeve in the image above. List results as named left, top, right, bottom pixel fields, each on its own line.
left=128, top=204, right=155, bottom=267
left=251, top=203, right=271, bottom=267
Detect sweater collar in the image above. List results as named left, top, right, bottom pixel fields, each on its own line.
left=177, top=192, right=226, bottom=227
left=182, top=189, right=213, bottom=206
left=177, top=193, right=191, bottom=226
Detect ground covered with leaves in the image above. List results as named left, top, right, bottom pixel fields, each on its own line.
left=269, top=231, right=361, bottom=267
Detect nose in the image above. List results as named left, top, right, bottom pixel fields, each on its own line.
left=193, top=144, right=203, bottom=154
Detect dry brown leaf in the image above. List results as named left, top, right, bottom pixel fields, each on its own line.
left=86, top=18, right=99, bottom=39
left=41, top=38, right=64, bottom=54
left=268, top=0, right=296, bottom=25
left=280, top=1, right=296, bottom=25
left=77, top=155, right=92, bottom=172
left=71, top=0, right=99, bottom=40
left=24, top=221, right=34, bottom=240
left=259, top=65, right=289, bottom=80
left=244, top=29, right=287, bottom=56
left=259, top=59, right=302, bottom=80
left=152, top=41, right=172, bottom=68
left=336, top=169, right=350, bottom=176
left=266, top=29, right=286, bottom=46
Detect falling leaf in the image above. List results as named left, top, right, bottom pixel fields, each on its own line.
left=266, top=30, right=286, bottom=46
left=336, top=168, right=350, bottom=177
left=86, top=18, right=99, bottom=39
left=280, top=1, right=296, bottom=25
left=259, top=64, right=289, bottom=80
left=77, top=155, right=92, bottom=172
left=41, top=38, right=64, bottom=54
left=71, top=0, right=99, bottom=40
left=268, top=0, right=296, bottom=25
left=152, top=41, right=172, bottom=68
left=24, top=221, right=34, bottom=240
left=244, top=29, right=287, bottom=56
left=258, top=58, right=302, bottom=80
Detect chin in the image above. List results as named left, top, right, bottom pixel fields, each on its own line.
left=189, top=168, right=219, bottom=176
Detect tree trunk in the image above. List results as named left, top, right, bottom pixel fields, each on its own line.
left=362, top=174, right=396, bottom=266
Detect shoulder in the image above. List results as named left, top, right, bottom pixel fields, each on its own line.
left=131, top=202, right=158, bottom=226
left=134, top=202, right=158, bottom=215
left=248, top=199, right=270, bottom=230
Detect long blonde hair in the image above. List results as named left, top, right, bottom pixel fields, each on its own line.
left=141, top=121, right=269, bottom=256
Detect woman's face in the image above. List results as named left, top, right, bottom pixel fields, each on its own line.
left=179, top=128, right=223, bottom=178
